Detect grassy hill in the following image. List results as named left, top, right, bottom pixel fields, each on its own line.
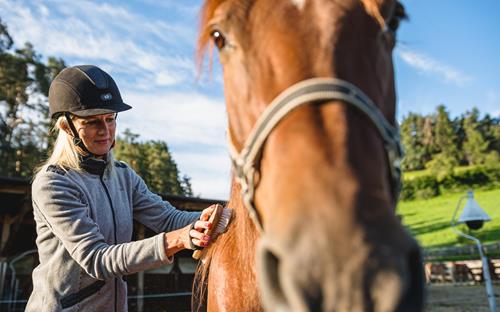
left=398, top=188, right=500, bottom=248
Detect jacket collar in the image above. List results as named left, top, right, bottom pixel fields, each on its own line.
left=80, top=155, right=108, bottom=176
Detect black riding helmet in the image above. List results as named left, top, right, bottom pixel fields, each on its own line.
left=49, top=65, right=131, bottom=118
left=48, top=65, right=131, bottom=157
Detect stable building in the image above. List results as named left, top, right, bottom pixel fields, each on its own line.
left=0, top=176, right=224, bottom=312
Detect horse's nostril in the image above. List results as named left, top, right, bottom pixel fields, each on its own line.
left=258, top=238, right=324, bottom=311
left=259, top=247, right=289, bottom=309
left=395, top=241, right=426, bottom=312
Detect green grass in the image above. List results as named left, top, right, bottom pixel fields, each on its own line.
left=403, top=165, right=478, bottom=180
left=398, top=188, right=500, bottom=248
left=403, top=169, right=431, bottom=180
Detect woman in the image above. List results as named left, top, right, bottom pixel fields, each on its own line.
left=26, top=65, right=214, bottom=311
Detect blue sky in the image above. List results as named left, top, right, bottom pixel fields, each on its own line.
left=395, top=0, right=500, bottom=118
left=0, top=0, right=498, bottom=199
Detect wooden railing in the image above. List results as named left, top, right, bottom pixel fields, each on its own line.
left=424, top=242, right=500, bottom=262
left=423, top=243, right=500, bottom=285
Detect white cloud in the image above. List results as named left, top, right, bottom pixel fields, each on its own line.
left=116, top=90, right=231, bottom=198
left=155, top=71, right=184, bottom=86
left=38, top=4, right=50, bottom=17
left=0, top=0, right=233, bottom=199
left=0, top=0, right=196, bottom=88
left=120, top=91, right=227, bottom=146
left=175, top=151, right=232, bottom=199
left=397, top=48, right=472, bottom=87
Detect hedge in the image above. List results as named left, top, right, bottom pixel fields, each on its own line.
left=401, top=165, right=500, bottom=200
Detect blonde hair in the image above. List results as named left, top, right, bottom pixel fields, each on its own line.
left=35, top=115, right=115, bottom=174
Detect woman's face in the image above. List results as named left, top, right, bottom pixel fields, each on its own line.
left=71, top=113, right=117, bottom=156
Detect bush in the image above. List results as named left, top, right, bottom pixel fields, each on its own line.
left=401, top=165, right=500, bottom=200
left=401, top=175, right=439, bottom=200
left=440, top=165, right=500, bottom=192
left=425, top=153, right=458, bottom=180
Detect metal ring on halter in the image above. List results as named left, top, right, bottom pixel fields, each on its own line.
left=188, top=221, right=203, bottom=250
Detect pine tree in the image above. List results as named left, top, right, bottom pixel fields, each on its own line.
left=426, top=105, right=460, bottom=177
left=462, top=108, right=489, bottom=165
left=0, top=18, right=65, bottom=177
left=114, top=129, right=191, bottom=196
left=401, top=112, right=428, bottom=170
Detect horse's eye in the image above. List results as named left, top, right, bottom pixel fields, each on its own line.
left=211, top=30, right=226, bottom=50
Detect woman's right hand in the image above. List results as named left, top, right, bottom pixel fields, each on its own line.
left=163, top=210, right=215, bottom=257
left=183, top=218, right=212, bottom=250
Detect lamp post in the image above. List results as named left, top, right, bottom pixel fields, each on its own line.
left=451, top=190, right=496, bottom=312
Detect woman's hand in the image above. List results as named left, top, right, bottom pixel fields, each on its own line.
left=163, top=204, right=219, bottom=257
left=186, top=204, right=218, bottom=249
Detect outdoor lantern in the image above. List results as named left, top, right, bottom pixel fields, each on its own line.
left=451, top=190, right=497, bottom=312
left=457, top=191, right=492, bottom=230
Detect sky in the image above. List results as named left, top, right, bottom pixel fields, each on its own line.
left=0, top=0, right=498, bottom=200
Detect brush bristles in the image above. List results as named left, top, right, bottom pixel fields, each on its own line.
left=212, top=208, right=233, bottom=238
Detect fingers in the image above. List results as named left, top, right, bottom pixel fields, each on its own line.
left=186, top=203, right=222, bottom=250
left=184, top=221, right=211, bottom=250
left=193, top=220, right=212, bottom=231
left=200, top=204, right=218, bottom=221
left=189, top=228, right=211, bottom=248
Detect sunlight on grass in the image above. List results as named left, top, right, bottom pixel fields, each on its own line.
left=398, top=188, right=500, bottom=248
left=403, top=165, right=479, bottom=181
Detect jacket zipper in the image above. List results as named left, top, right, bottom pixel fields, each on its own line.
left=100, top=175, right=118, bottom=312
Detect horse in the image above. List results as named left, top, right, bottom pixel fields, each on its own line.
left=194, top=0, right=425, bottom=311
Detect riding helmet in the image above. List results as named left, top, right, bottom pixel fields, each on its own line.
left=48, top=65, right=131, bottom=118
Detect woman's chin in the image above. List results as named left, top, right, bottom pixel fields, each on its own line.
left=89, top=146, right=111, bottom=156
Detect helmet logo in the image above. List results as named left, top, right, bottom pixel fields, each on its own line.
left=101, top=93, right=113, bottom=101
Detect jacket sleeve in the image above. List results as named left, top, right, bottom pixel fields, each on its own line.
left=130, top=169, right=201, bottom=232
left=32, top=172, right=171, bottom=280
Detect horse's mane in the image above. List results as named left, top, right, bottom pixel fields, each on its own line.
left=193, top=177, right=260, bottom=311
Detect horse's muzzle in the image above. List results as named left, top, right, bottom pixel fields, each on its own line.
left=256, top=229, right=425, bottom=312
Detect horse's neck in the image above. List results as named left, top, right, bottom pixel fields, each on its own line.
left=206, top=185, right=262, bottom=311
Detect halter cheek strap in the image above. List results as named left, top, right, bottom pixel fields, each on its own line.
left=228, top=78, right=403, bottom=233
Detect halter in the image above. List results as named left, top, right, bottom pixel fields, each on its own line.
left=228, top=78, right=403, bottom=232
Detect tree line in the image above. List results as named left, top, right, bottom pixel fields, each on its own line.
left=2, top=15, right=498, bottom=196
left=0, top=17, right=192, bottom=196
left=401, top=105, right=500, bottom=176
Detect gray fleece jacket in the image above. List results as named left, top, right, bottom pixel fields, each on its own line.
left=26, top=160, right=201, bottom=312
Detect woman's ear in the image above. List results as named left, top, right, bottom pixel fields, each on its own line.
left=59, top=120, right=73, bottom=137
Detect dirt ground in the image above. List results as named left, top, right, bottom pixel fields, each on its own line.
left=426, top=283, right=500, bottom=311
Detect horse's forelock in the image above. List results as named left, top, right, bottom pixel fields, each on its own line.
left=196, top=0, right=222, bottom=75
left=197, top=0, right=401, bottom=74
left=360, top=0, right=388, bottom=27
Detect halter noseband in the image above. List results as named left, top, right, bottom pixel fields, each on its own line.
left=228, top=78, right=403, bottom=232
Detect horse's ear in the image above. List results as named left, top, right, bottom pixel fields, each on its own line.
left=387, top=2, right=408, bottom=33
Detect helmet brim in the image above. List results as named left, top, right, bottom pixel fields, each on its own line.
left=70, top=102, right=132, bottom=117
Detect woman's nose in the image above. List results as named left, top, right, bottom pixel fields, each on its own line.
left=96, top=120, right=109, bottom=133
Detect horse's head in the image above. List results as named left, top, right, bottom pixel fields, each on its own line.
left=198, top=0, right=424, bottom=311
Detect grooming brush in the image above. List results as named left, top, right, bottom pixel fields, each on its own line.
left=192, top=204, right=233, bottom=260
